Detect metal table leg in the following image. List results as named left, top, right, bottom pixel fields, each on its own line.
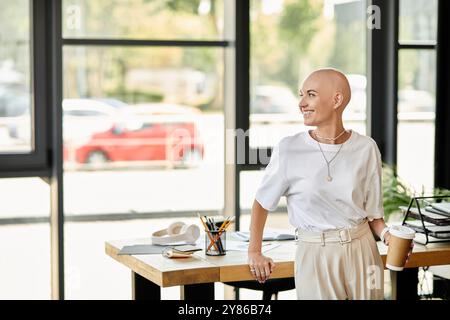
left=180, top=283, right=215, bottom=300
left=132, top=271, right=161, bottom=300
left=390, top=267, right=419, bottom=300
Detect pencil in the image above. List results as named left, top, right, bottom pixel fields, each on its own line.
left=198, top=214, right=220, bottom=251
left=215, top=218, right=231, bottom=252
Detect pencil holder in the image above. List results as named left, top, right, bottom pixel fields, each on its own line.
left=205, top=230, right=226, bottom=256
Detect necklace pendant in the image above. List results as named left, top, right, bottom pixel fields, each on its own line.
left=326, top=175, right=333, bottom=182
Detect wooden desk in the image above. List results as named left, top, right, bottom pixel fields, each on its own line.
left=105, top=238, right=450, bottom=300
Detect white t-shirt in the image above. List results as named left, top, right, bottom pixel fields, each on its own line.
left=255, top=130, right=384, bottom=232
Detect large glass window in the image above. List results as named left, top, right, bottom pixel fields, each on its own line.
left=0, top=0, right=49, bottom=299
left=397, top=0, right=437, bottom=194
left=62, top=0, right=228, bottom=298
left=397, top=50, right=436, bottom=193
left=249, top=0, right=367, bottom=148
left=399, top=0, right=437, bottom=43
left=0, top=178, right=50, bottom=299
left=63, top=0, right=225, bottom=40
left=62, top=47, right=224, bottom=216
left=0, top=1, right=32, bottom=153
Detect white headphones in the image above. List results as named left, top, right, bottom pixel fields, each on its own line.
left=151, top=221, right=200, bottom=245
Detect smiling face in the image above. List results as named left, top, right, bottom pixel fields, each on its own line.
left=298, top=69, right=351, bottom=126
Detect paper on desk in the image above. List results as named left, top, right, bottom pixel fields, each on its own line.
left=226, top=241, right=281, bottom=253
left=234, top=230, right=295, bottom=241
left=118, top=244, right=166, bottom=255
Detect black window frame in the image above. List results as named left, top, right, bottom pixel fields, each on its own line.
left=435, top=0, right=450, bottom=190
left=0, top=0, right=51, bottom=177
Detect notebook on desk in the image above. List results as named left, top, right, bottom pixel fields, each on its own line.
left=118, top=244, right=166, bottom=255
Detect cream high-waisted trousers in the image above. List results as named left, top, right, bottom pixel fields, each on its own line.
left=294, top=219, right=384, bottom=300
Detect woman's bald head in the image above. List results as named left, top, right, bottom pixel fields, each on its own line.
left=299, top=68, right=352, bottom=126
left=304, top=68, right=351, bottom=111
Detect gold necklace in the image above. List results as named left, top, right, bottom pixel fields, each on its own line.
left=314, top=129, right=347, bottom=142
left=314, top=132, right=345, bottom=182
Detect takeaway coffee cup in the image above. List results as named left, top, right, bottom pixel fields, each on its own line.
left=386, top=225, right=415, bottom=271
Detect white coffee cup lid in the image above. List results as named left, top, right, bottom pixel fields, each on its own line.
left=389, top=225, right=415, bottom=239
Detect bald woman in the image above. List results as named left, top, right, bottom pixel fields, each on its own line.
left=247, top=68, right=412, bottom=300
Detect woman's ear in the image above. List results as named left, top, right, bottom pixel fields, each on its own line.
left=333, top=92, right=344, bottom=110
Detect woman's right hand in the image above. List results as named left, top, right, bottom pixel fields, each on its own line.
left=247, top=251, right=275, bottom=283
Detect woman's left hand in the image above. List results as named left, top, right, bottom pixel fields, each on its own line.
left=405, top=241, right=414, bottom=264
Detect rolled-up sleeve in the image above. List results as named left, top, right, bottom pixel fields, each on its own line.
left=364, top=142, right=384, bottom=221
left=255, top=141, right=289, bottom=212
